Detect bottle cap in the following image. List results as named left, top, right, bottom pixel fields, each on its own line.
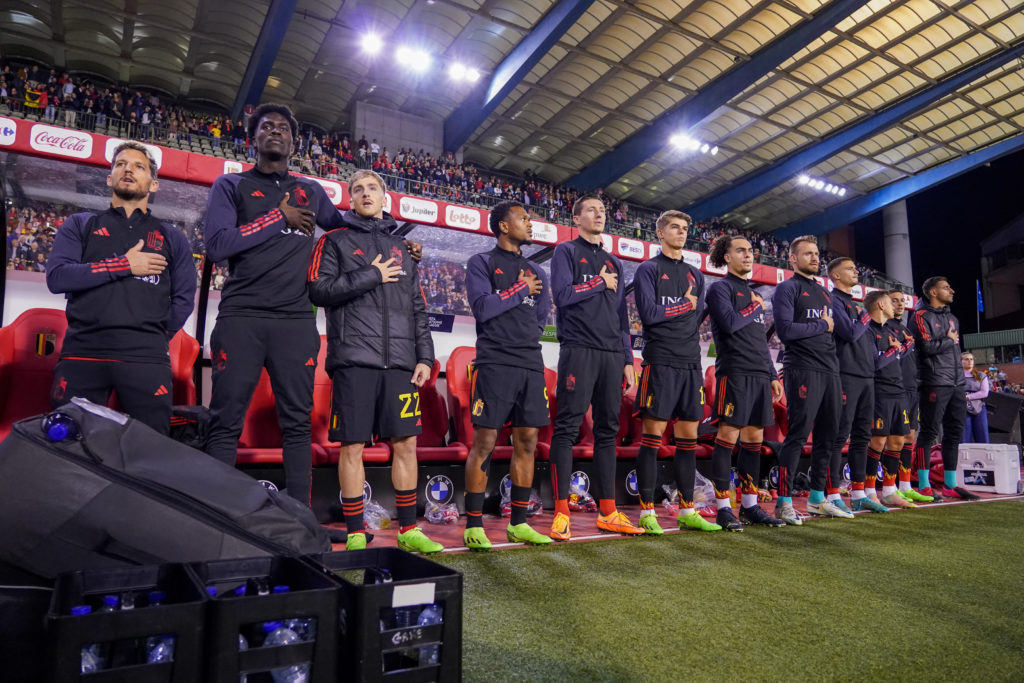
left=262, top=621, right=283, bottom=633
left=71, top=605, right=92, bottom=616
left=148, top=590, right=166, bottom=603
left=206, top=586, right=218, bottom=597
left=102, top=595, right=119, bottom=608
left=272, top=585, right=290, bottom=594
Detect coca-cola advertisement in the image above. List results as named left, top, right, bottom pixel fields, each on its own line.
left=29, top=124, right=93, bottom=159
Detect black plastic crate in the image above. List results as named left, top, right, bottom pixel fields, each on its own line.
left=188, top=555, right=339, bottom=682
left=313, top=548, right=462, bottom=682
left=46, top=563, right=206, bottom=682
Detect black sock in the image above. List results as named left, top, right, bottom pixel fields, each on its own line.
left=710, top=437, right=734, bottom=498
left=674, top=438, right=697, bottom=508
left=465, top=491, right=485, bottom=529
left=510, top=485, right=531, bottom=526
left=636, top=433, right=661, bottom=504
left=395, top=488, right=417, bottom=530
left=341, top=496, right=364, bottom=534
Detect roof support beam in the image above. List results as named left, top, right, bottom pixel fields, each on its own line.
left=443, top=0, right=596, bottom=153
left=567, top=0, right=872, bottom=191
left=689, top=40, right=1024, bottom=223
left=774, top=133, right=1024, bottom=241
left=231, top=0, right=297, bottom=121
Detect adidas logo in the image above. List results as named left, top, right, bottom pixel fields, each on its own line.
left=736, top=292, right=745, bottom=297
left=250, top=190, right=265, bottom=197
left=495, top=267, right=504, bottom=275
left=580, top=257, right=588, bottom=264
left=92, top=227, right=110, bottom=236
left=353, top=248, right=364, bottom=256
left=304, top=358, right=315, bottom=366
left=661, top=274, right=669, bottom=280
left=416, top=418, right=422, bottom=426
left=153, top=385, right=169, bottom=396
left=801, top=292, right=810, bottom=296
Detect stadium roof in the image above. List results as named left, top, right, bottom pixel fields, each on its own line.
left=1, top=0, right=1022, bottom=233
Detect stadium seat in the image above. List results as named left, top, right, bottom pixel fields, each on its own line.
left=416, top=359, right=468, bottom=463
left=309, top=336, right=389, bottom=465
left=0, top=308, right=67, bottom=441
left=168, top=329, right=199, bottom=405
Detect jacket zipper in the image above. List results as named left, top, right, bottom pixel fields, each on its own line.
left=373, top=229, right=389, bottom=368
left=20, top=427, right=298, bottom=557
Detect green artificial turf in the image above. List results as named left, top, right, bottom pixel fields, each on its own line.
left=434, top=501, right=1024, bottom=682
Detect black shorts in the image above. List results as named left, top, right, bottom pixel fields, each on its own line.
left=470, top=363, right=550, bottom=429
left=712, top=373, right=775, bottom=428
left=872, top=393, right=910, bottom=437
left=633, top=364, right=704, bottom=422
left=329, top=367, right=422, bottom=442
left=904, top=390, right=920, bottom=431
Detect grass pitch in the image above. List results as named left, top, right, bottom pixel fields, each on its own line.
left=434, top=501, right=1024, bottom=682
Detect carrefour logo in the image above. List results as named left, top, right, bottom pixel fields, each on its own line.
left=704, top=254, right=727, bottom=275
left=223, top=160, right=243, bottom=174
left=425, top=475, right=455, bottom=506
left=681, top=250, right=702, bottom=269
left=0, top=117, right=16, bottom=146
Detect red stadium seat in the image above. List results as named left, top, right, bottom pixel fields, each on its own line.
left=0, top=308, right=67, bottom=441
left=616, top=358, right=676, bottom=460
left=416, top=359, right=468, bottom=463
left=168, top=329, right=199, bottom=405
left=310, top=335, right=388, bottom=465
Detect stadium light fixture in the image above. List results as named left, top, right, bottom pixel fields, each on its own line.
left=449, top=63, right=467, bottom=81
left=796, top=173, right=848, bottom=197
left=670, top=134, right=718, bottom=155
left=396, top=47, right=431, bottom=72
left=361, top=35, right=383, bottom=55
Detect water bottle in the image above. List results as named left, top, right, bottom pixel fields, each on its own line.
left=271, top=585, right=316, bottom=642
left=238, top=632, right=249, bottom=683
left=100, top=594, right=119, bottom=613
left=261, top=621, right=309, bottom=683
left=416, top=604, right=443, bottom=666
left=72, top=605, right=104, bottom=673
left=144, top=591, right=175, bottom=663
left=42, top=412, right=79, bottom=441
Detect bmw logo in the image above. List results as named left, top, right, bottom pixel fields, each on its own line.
left=768, top=465, right=779, bottom=489
left=625, top=469, right=638, bottom=497
left=499, top=474, right=512, bottom=499
left=876, top=462, right=884, bottom=481
left=425, top=475, right=455, bottom=505
left=570, top=471, right=590, bottom=495
left=729, top=467, right=739, bottom=488
left=842, top=463, right=851, bottom=481
left=362, top=480, right=372, bottom=502
left=257, top=480, right=279, bottom=492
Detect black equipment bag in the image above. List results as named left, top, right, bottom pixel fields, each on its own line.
left=0, top=399, right=330, bottom=579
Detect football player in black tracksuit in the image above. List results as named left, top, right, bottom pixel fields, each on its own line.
left=548, top=195, right=641, bottom=541
left=461, top=201, right=554, bottom=551
left=203, top=104, right=343, bottom=505
left=911, top=276, right=979, bottom=500
left=633, top=210, right=721, bottom=534
left=825, top=257, right=874, bottom=516
left=47, top=141, right=196, bottom=434
left=770, top=235, right=845, bottom=524
left=307, top=169, right=441, bottom=555
left=705, top=235, right=786, bottom=530
left=888, top=290, right=942, bottom=501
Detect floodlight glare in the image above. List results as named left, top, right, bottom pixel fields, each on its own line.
left=798, top=175, right=809, bottom=185
left=409, top=51, right=431, bottom=72
left=839, top=188, right=847, bottom=197
left=449, top=63, right=467, bottom=80
left=700, top=143, right=710, bottom=153
left=710, top=146, right=719, bottom=155
left=361, top=35, right=383, bottom=55
left=465, top=68, right=481, bottom=82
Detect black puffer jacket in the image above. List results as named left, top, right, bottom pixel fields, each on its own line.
left=911, top=300, right=963, bottom=387
left=307, top=210, right=433, bottom=375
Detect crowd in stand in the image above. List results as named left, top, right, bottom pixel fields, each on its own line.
left=2, top=57, right=892, bottom=290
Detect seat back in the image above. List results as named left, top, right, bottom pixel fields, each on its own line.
left=168, top=330, right=200, bottom=405
left=0, top=308, right=68, bottom=438
left=309, top=336, right=332, bottom=451
left=419, top=359, right=451, bottom=447
left=238, top=370, right=282, bottom=448
left=445, top=346, right=477, bottom=446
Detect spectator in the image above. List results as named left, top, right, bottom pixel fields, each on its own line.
left=962, top=352, right=990, bottom=443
